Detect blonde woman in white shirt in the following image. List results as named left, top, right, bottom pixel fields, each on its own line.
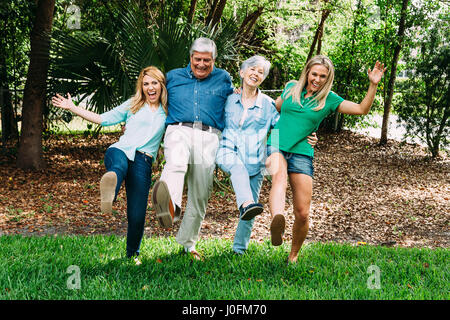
left=52, top=66, right=167, bottom=260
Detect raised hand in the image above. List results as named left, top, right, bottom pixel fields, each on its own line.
left=52, top=93, right=75, bottom=110
left=51, top=93, right=102, bottom=124
left=368, top=61, right=387, bottom=85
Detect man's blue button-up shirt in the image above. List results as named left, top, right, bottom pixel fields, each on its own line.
left=165, top=63, right=234, bottom=131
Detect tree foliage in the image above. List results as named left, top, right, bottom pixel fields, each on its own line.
left=48, top=1, right=239, bottom=117
left=327, top=0, right=387, bottom=132
left=0, top=0, right=36, bottom=143
left=395, top=13, right=449, bottom=157
left=2, top=0, right=448, bottom=161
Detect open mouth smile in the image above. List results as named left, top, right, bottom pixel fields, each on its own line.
left=147, top=90, right=157, bottom=98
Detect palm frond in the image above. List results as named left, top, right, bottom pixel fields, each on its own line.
left=116, top=3, right=161, bottom=76
left=48, top=2, right=242, bottom=117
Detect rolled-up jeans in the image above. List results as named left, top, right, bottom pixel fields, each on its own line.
left=104, top=147, right=153, bottom=258
left=160, top=124, right=220, bottom=250
left=217, top=148, right=264, bottom=254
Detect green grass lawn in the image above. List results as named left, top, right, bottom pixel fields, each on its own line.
left=0, top=235, right=448, bottom=300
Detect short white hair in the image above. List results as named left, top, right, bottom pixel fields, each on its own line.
left=240, top=55, right=271, bottom=80
left=189, top=37, right=217, bottom=60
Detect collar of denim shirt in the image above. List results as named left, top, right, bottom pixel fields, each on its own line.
left=236, top=88, right=264, bottom=109
left=185, top=62, right=218, bottom=80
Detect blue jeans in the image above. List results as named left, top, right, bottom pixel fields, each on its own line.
left=232, top=172, right=263, bottom=254
left=218, top=152, right=264, bottom=254
left=104, top=147, right=153, bottom=258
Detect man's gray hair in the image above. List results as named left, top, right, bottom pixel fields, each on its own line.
left=240, top=55, right=271, bottom=80
left=189, top=37, right=217, bottom=60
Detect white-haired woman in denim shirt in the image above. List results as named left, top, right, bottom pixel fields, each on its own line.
left=216, top=56, right=317, bottom=254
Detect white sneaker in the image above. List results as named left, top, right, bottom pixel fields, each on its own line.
left=100, top=171, right=117, bottom=214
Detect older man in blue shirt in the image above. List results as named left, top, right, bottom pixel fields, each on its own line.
left=152, top=37, right=234, bottom=260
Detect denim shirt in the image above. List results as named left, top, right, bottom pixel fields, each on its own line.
left=100, top=99, right=167, bottom=161
left=217, top=91, right=280, bottom=176
left=165, top=63, right=234, bottom=131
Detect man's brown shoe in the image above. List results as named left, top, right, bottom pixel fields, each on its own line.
left=189, top=249, right=203, bottom=261
left=152, top=180, right=174, bottom=228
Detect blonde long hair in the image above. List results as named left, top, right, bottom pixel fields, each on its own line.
left=284, top=55, right=335, bottom=111
left=130, top=66, right=168, bottom=114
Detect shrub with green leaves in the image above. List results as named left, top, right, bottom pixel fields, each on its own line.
left=395, top=18, right=449, bottom=157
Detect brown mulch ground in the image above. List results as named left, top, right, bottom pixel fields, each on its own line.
left=0, top=130, right=448, bottom=249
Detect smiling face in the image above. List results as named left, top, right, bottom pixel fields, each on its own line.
left=240, top=64, right=265, bottom=89
left=190, top=51, right=215, bottom=79
left=306, top=64, right=329, bottom=94
left=142, top=74, right=162, bottom=105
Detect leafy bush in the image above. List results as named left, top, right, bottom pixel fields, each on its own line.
left=395, top=21, right=449, bottom=157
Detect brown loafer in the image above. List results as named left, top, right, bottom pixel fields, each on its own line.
left=152, top=180, right=174, bottom=228
left=188, top=249, right=203, bottom=261
left=270, top=214, right=285, bottom=246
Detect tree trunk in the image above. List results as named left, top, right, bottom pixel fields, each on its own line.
left=316, top=11, right=328, bottom=56
left=187, top=0, right=198, bottom=24
left=380, top=0, right=409, bottom=145
left=209, top=0, right=227, bottom=29
left=306, top=7, right=330, bottom=62
left=205, top=0, right=219, bottom=26
left=316, top=33, right=323, bottom=55
left=236, top=6, right=264, bottom=45
left=427, top=101, right=448, bottom=158
left=16, top=0, right=55, bottom=170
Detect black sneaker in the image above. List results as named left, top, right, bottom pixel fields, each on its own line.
left=240, top=203, right=264, bottom=221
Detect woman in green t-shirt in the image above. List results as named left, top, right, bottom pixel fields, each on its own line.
left=265, top=55, right=386, bottom=264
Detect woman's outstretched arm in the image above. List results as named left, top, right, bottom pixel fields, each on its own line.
left=337, top=61, right=386, bottom=115
left=52, top=93, right=102, bottom=124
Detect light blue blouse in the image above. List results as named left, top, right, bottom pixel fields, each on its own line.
left=216, top=90, right=279, bottom=176
left=100, top=99, right=167, bottom=161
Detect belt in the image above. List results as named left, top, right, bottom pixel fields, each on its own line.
left=173, top=122, right=220, bottom=134
left=137, top=150, right=152, bottom=158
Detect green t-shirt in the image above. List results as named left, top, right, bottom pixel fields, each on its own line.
left=267, top=81, right=344, bottom=158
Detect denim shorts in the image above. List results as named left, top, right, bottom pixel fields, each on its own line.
left=266, top=145, right=314, bottom=178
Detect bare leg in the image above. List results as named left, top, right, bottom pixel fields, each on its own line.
left=266, top=152, right=288, bottom=217
left=287, top=172, right=312, bottom=263
left=266, top=153, right=289, bottom=246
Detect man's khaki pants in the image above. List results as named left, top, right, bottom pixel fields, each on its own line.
left=160, top=124, right=220, bottom=249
